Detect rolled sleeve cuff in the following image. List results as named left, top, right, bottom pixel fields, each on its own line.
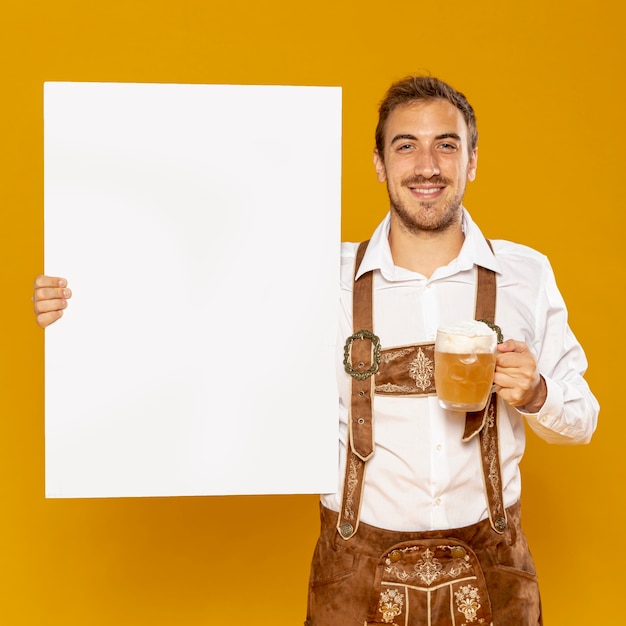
left=517, top=377, right=586, bottom=443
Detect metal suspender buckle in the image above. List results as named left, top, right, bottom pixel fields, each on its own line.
left=343, top=329, right=382, bottom=380
left=477, top=319, right=504, bottom=344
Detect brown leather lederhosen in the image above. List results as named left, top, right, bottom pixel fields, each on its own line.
left=339, top=240, right=506, bottom=542
left=305, top=241, right=542, bottom=626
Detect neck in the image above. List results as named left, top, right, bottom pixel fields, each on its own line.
left=388, top=214, right=465, bottom=278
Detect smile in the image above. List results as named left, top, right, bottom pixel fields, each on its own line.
left=411, top=187, right=442, bottom=194
left=407, top=185, right=445, bottom=198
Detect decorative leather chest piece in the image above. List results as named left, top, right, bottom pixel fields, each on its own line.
left=374, top=343, right=436, bottom=396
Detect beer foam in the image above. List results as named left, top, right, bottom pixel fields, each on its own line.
left=436, top=320, right=497, bottom=353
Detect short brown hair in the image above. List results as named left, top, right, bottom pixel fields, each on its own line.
left=375, top=75, right=478, bottom=159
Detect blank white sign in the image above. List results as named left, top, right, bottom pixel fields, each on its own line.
left=44, top=82, right=341, bottom=498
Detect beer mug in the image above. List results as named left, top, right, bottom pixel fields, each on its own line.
left=434, top=321, right=498, bottom=412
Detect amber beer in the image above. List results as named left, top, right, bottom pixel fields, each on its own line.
left=434, top=321, right=497, bottom=411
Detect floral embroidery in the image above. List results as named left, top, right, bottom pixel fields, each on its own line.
left=384, top=546, right=471, bottom=585
left=344, top=454, right=359, bottom=521
left=378, top=588, right=404, bottom=623
left=408, top=347, right=434, bottom=391
left=414, top=548, right=444, bottom=584
left=380, top=348, right=413, bottom=363
left=375, top=382, right=416, bottom=393
left=375, top=344, right=436, bottom=395
left=481, top=401, right=503, bottom=518
left=455, top=584, right=482, bottom=623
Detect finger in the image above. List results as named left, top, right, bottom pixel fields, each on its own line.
left=36, top=309, right=64, bottom=329
left=497, top=339, right=529, bottom=354
left=493, top=376, right=527, bottom=404
left=494, top=370, right=539, bottom=404
left=34, top=275, right=68, bottom=289
left=33, top=297, right=69, bottom=315
left=496, top=358, right=535, bottom=372
left=494, top=370, right=533, bottom=388
left=33, top=286, right=72, bottom=303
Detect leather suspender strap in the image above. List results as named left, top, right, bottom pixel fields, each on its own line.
left=464, top=245, right=508, bottom=534
left=476, top=395, right=508, bottom=533
left=338, top=241, right=376, bottom=540
left=463, top=264, right=497, bottom=441
left=346, top=242, right=377, bottom=463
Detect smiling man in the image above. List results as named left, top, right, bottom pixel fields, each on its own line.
left=33, top=75, right=599, bottom=626
left=377, top=99, right=476, bottom=234
left=304, top=76, right=598, bottom=626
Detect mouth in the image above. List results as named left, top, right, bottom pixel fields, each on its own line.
left=407, top=184, right=445, bottom=199
left=402, top=175, right=449, bottom=200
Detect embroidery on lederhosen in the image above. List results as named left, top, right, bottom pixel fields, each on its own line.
left=366, top=539, right=493, bottom=626
left=375, top=344, right=436, bottom=395
left=478, top=397, right=506, bottom=532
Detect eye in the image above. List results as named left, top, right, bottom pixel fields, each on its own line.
left=437, top=142, right=458, bottom=152
left=396, top=143, right=414, bottom=152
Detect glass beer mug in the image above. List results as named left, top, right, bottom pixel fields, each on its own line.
left=434, top=321, right=498, bottom=412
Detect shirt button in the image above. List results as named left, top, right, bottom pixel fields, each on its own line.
left=436, top=444, right=442, bottom=452
left=434, top=498, right=441, bottom=506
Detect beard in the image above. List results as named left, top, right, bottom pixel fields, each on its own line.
left=388, top=175, right=465, bottom=234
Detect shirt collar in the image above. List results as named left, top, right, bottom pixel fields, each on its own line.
left=355, top=209, right=501, bottom=281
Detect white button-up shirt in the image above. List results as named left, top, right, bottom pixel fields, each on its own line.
left=321, top=209, right=599, bottom=532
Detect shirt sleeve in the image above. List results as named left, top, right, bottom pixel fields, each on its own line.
left=520, top=257, right=599, bottom=444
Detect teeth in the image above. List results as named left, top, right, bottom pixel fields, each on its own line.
left=414, top=187, right=440, bottom=194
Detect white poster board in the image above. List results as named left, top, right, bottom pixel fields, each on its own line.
left=44, top=82, right=341, bottom=498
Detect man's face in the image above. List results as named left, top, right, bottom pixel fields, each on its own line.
left=374, top=99, right=478, bottom=233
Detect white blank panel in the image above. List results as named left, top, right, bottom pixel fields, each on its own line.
left=44, top=82, right=341, bottom=498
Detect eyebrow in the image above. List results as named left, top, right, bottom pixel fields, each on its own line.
left=390, top=132, right=462, bottom=145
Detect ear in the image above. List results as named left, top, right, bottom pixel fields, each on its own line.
left=373, top=148, right=387, bottom=182
left=467, top=148, right=478, bottom=182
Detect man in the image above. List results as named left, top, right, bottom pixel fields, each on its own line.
left=34, top=76, right=598, bottom=625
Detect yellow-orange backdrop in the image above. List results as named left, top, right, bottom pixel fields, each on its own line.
left=1, top=1, right=623, bottom=623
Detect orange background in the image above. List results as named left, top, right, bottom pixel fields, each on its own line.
left=1, top=1, right=623, bottom=623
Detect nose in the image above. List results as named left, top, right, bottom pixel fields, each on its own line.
left=414, top=148, right=440, bottom=178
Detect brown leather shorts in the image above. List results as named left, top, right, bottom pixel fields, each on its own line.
left=305, top=502, right=542, bottom=626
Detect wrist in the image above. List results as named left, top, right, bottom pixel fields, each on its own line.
left=521, top=375, right=547, bottom=413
